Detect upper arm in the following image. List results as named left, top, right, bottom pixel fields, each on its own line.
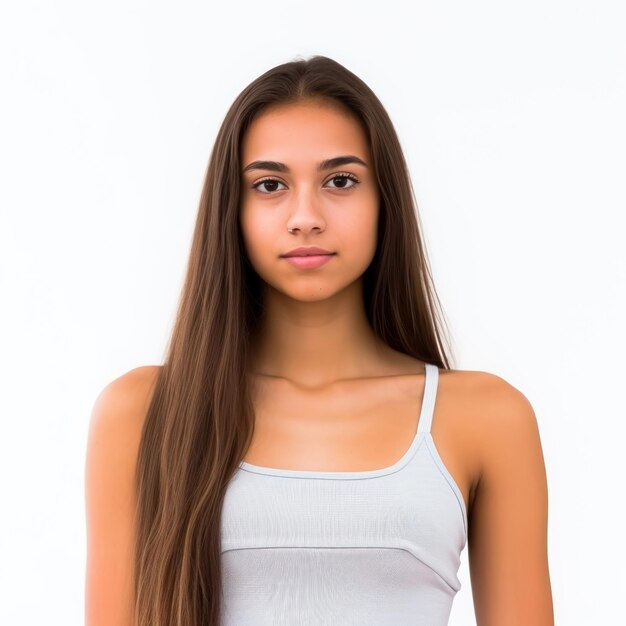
left=468, top=373, right=554, bottom=626
left=84, top=366, right=159, bottom=626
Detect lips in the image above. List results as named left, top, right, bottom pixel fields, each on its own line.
left=282, top=253, right=335, bottom=269
left=281, top=246, right=335, bottom=258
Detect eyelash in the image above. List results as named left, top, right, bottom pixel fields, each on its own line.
left=251, top=172, right=360, bottom=194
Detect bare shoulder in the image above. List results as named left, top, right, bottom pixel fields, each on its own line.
left=441, top=367, right=541, bottom=466
left=441, top=368, right=553, bottom=623
left=91, top=365, right=162, bottom=431
left=441, top=365, right=534, bottom=408
left=84, top=364, right=162, bottom=626
left=85, top=364, right=163, bottom=488
left=435, top=367, right=542, bottom=511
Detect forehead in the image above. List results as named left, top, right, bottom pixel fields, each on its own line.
left=241, top=100, right=370, bottom=164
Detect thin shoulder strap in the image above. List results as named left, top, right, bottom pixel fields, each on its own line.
left=416, top=363, right=439, bottom=435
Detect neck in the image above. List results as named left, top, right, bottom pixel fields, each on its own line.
left=248, top=280, right=387, bottom=389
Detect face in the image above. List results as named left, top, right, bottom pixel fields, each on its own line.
left=239, top=99, right=380, bottom=302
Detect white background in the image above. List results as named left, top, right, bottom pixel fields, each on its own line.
left=1, top=1, right=624, bottom=624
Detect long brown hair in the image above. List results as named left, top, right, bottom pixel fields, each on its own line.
left=133, top=54, right=455, bottom=625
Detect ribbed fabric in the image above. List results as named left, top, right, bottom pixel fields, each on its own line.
left=220, top=363, right=468, bottom=625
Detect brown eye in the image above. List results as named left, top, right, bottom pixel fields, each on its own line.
left=325, top=173, right=360, bottom=190
left=251, top=178, right=287, bottom=194
left=251, top=172, right=360, bottom=195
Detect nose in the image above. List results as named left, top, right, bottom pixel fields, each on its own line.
left=285, top=184, right=326, bottom=234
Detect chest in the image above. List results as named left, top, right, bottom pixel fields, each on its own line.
left=242, top=373, right=472, bottom=514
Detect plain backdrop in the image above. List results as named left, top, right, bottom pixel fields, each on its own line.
left=1, top=1, right=624, bottom=624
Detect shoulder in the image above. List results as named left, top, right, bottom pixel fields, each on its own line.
left=85, top=365, right=163, bottom=491
left=440, top=368, right=543, bottom=488
left=442, top=369, right=553, bottom=622
left=451, top=370, right=539, bottom=476
left=442, top=366, right=531, bottom=401
left=440, top=369, right=543, bottom=492
left=84, top=365, right=162, bottom=624
left=442, top=367, right=537, bottom=433
left=90, top=365, right=162, bottom=434
left=96, top=364, right=162, bottom=406
left=442, top=367, right=548, bottom=521
left=86, top=363, right=163, bottom=485
left=444, top=370, right=539, bottom=464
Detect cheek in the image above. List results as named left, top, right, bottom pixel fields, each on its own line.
left=338, top=205, right=379, bottom=265
left=239, top=209, right=256, bottom=260
left=240, top=209, right=274, bottom=269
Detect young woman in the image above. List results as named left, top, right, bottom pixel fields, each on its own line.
left=85, top=55, right=554, bottom=626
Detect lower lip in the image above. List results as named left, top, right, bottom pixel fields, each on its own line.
left=282, top=254, right=335, bottom=268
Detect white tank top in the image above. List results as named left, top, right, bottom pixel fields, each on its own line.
left=220, top=363, right=468, bottom=625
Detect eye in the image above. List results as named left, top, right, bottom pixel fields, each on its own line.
left=250, top=172, right=361, bottom=195
left=324, top=172, right=360, bottom=190
left=251, top=178, right=288, bottom=194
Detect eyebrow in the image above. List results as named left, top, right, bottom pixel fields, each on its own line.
left=242, top=155, right=368, bottom=174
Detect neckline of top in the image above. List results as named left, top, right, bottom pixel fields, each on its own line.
left=237, top=363, right=438, bottom=480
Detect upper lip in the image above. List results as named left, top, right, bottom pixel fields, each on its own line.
left=281, top=246, right=335, bottom=257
